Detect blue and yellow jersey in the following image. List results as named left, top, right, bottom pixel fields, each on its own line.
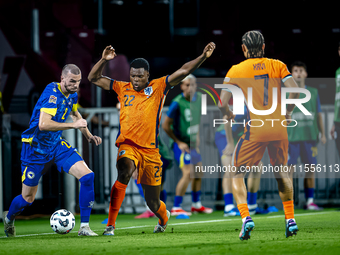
left=21, top=82, right=78, bottom=154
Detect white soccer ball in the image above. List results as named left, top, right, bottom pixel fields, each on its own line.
left=50, top=209, right=75, bottom=235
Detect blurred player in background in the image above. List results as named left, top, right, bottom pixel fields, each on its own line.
left=3, top=64, right=102, bottom=237
left=288, top=61, right=326, bottom=210
left=330, top=42, right=340, bottom=157
left=163, top=75, right=213, bottom=216
left=88, top=42, right=215, bottom=235
left=220, top=30, right=300, bottom=240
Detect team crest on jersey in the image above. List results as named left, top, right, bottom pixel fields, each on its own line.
left=49, top=95, right=57, bottom=104
left=144, top=86, right=153, bottom=96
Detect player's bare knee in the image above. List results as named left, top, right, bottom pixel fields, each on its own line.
left=117, top=169, right=134, bottom=184
left=22, top=194, right=35, bottom=203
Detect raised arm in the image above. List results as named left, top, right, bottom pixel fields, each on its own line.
left=167, top=42, right=216, bottom=87
left=88, top=46, right=117, bottom=90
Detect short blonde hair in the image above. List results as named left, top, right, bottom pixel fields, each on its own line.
left=181, top=74, right=196, bottom=83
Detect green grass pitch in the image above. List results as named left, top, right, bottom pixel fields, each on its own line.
left=1, top=209, right=339, bottom=255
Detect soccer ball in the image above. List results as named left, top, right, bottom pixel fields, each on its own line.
left=50, top=209, right=75, bottom=234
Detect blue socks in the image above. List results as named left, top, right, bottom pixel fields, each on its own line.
left=305, top=188, right=314, bottom=204
left=160, top=190, right=167, bottom=203
left=247, top=192, right=257, bottom=205
left=224, top=193, right=234, bottom=206
left=7, top=195, right=33, bottom=221
left=79, top=172, right=95, bottom=223
left=173, top=196, right=183, bottom=207
left=304, top=188, right=314, bottom=200
left=191, top=191, right=201, bottom=203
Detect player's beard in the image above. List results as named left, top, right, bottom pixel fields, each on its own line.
left=65, top=84, right=77, bottom=94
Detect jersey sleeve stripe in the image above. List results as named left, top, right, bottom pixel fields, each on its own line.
left=165, top=75, right=170, bottom=86
left=41, top=108, right=57, bottom=116
left=110, top=79, right=114, bottom=91
left=282, top=75, right=292, bottom=83
left=164, top=75, right=171, bottom=95
left=72, top=104, right=78, bottom=112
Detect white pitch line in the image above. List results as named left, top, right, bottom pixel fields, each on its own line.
left=266, top=211, right=332, bottom=219
left=0, top=211, right=335, bottom=239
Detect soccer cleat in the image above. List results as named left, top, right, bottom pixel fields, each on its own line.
left=239, top=216, right=255, bottom=241
left=103, top=225, right=115, bottom=236
left=78, top=225, right=98, bottom=236
left=170, top=208, right=192, bottom=216
left=267, top=206, right=279, bottom=213
left=153, top=210, right=170, bottom=233
left=3, top=211, right=15, bottom=238
left=285, top=219, right=298, bottom=238
left=224, top=207, right=240, bottom=217
left=135, top=210, right=155, bottom=219
left=305, top=203, right=323, bottom=211
left=191, top=206, right=213, bottom=214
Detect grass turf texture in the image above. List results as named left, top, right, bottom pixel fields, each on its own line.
left=0, top=209, right=339, bottom=255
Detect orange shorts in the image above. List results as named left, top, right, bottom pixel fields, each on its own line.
left=232, top=135, right=288, bottom=167
left=117, top=142, right=162, bottom=186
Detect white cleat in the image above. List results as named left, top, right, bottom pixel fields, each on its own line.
left=78, top=225, right=98, bottom=236
left=153, top=210, right=170, bottom=233
left=103, top=225, right=115, bottom=236
left=3, top=211, right=16, bottom=238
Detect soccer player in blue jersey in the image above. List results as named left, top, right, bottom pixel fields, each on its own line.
left=2, top=64, right=102, bottom=237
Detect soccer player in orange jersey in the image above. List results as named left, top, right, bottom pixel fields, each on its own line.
left=88, top=42, right=215, bottom=235
left=219, top=30, right=300, bottom=240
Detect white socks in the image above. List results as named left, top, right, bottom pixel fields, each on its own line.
left=224, top=204, right=235, bottom=212
left=285, top=218, right=296, bottom=224
left=192, top=201, right=202, bottom=209
left=80, top=222, right=89, bottom=228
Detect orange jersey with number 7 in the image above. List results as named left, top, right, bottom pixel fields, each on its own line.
left=223, top=58, right=292, bottom=142
left=111, top=75, right=170, bottom=148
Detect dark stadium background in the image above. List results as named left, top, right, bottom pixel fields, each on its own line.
left=0, top=0, right=339, bottom=214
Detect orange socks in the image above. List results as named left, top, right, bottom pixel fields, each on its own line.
left=107, top=180, right=127, bottom=227
left=237, top=203, right=250, bottom=219
left=283, top=200, right=294, bottom=220
left=154, top=201, right=168, bottom=226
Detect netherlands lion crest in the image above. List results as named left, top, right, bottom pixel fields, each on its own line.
left=144, top=86, right=153, bottom=96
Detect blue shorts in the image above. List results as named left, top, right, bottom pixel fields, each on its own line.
left=20, top=139, right=83, bottom=186
left=288, top=141, right=317, bottom=165
left=173, top=142, right=202, bottom=167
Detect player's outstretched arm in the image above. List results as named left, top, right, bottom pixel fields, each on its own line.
left=39, top=111, right=87, bottom=132
left=167, top=42, right=216, bottom=87
left=88, top=46, right=117, bottom=90
left=70, top=111, right=102, bottom=146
